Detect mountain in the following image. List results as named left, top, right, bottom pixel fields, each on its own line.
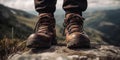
left=84, top=9, right=120, bottom=46
left=0, top=4, right=36, bottom=39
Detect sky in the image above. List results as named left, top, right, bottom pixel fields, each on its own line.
left=0, top=0, right=120, bottom=11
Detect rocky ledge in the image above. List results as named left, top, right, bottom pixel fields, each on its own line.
left=8, top=44, right=120, bottom=60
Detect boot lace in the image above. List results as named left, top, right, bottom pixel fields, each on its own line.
left=63, top=15, right=84, bottom=35
left=34, top=15, right=55, bottom=34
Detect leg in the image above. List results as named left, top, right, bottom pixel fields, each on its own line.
left=63, top=0, right=87, bottom=16
left=63, top=0, right=90, bottom=48
left=34, top=0, right=57, bottom=14
left=26, top=0, right=57, bottom=49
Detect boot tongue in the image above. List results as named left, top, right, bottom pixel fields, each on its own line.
left=66, top=21, right=83, bottom=34
left=64, top=13, right=84, bottom=34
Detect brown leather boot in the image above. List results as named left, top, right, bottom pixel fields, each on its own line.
left=26, top=13, right=57, bottom=48
left=64, top=13, right=90, bottom=48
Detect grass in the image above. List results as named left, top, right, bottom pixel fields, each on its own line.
left=15, top=15, right=37, bottom=29
left=0, top=37, right=28, bottom=60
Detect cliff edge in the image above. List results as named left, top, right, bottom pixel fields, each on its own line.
left=8, top=44, right=120, bottom=60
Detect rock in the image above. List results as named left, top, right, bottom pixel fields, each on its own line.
left=8, top=45, right=120, bottom=60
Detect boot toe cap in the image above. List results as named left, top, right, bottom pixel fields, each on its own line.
left=26, top=33, right=51, bottom=48
left=66, top=32, right=90, bottom=48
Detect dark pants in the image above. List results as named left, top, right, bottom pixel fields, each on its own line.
left=34, top=0, right=87, bottom=15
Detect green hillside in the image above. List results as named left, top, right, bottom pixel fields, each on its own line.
left=85, top=9, right=120, bottom=46
left=0, top=4, right=36, bottom=39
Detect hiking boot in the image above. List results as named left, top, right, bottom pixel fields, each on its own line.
left=64, top=13, right=90, bottom=48
left=26, top=13, right=57, bottom=48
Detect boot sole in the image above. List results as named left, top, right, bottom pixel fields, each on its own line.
left=67, top=42, right=90, bottom=49
left=67, top=39, right=90, bottom=49
left=26, top=39, right=51, bottom=49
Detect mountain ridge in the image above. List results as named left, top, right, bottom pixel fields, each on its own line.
left=85, top=9, right=120, bottom=46
left=0, top=4, right=35, bottom=39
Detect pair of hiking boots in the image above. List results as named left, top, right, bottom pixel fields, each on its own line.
left=27, top=13, right=90, bottom=49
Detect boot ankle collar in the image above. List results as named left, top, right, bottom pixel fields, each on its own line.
left=39, top=13, right=54, bottom=18
left=65, top=13, right=84, bottom=20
